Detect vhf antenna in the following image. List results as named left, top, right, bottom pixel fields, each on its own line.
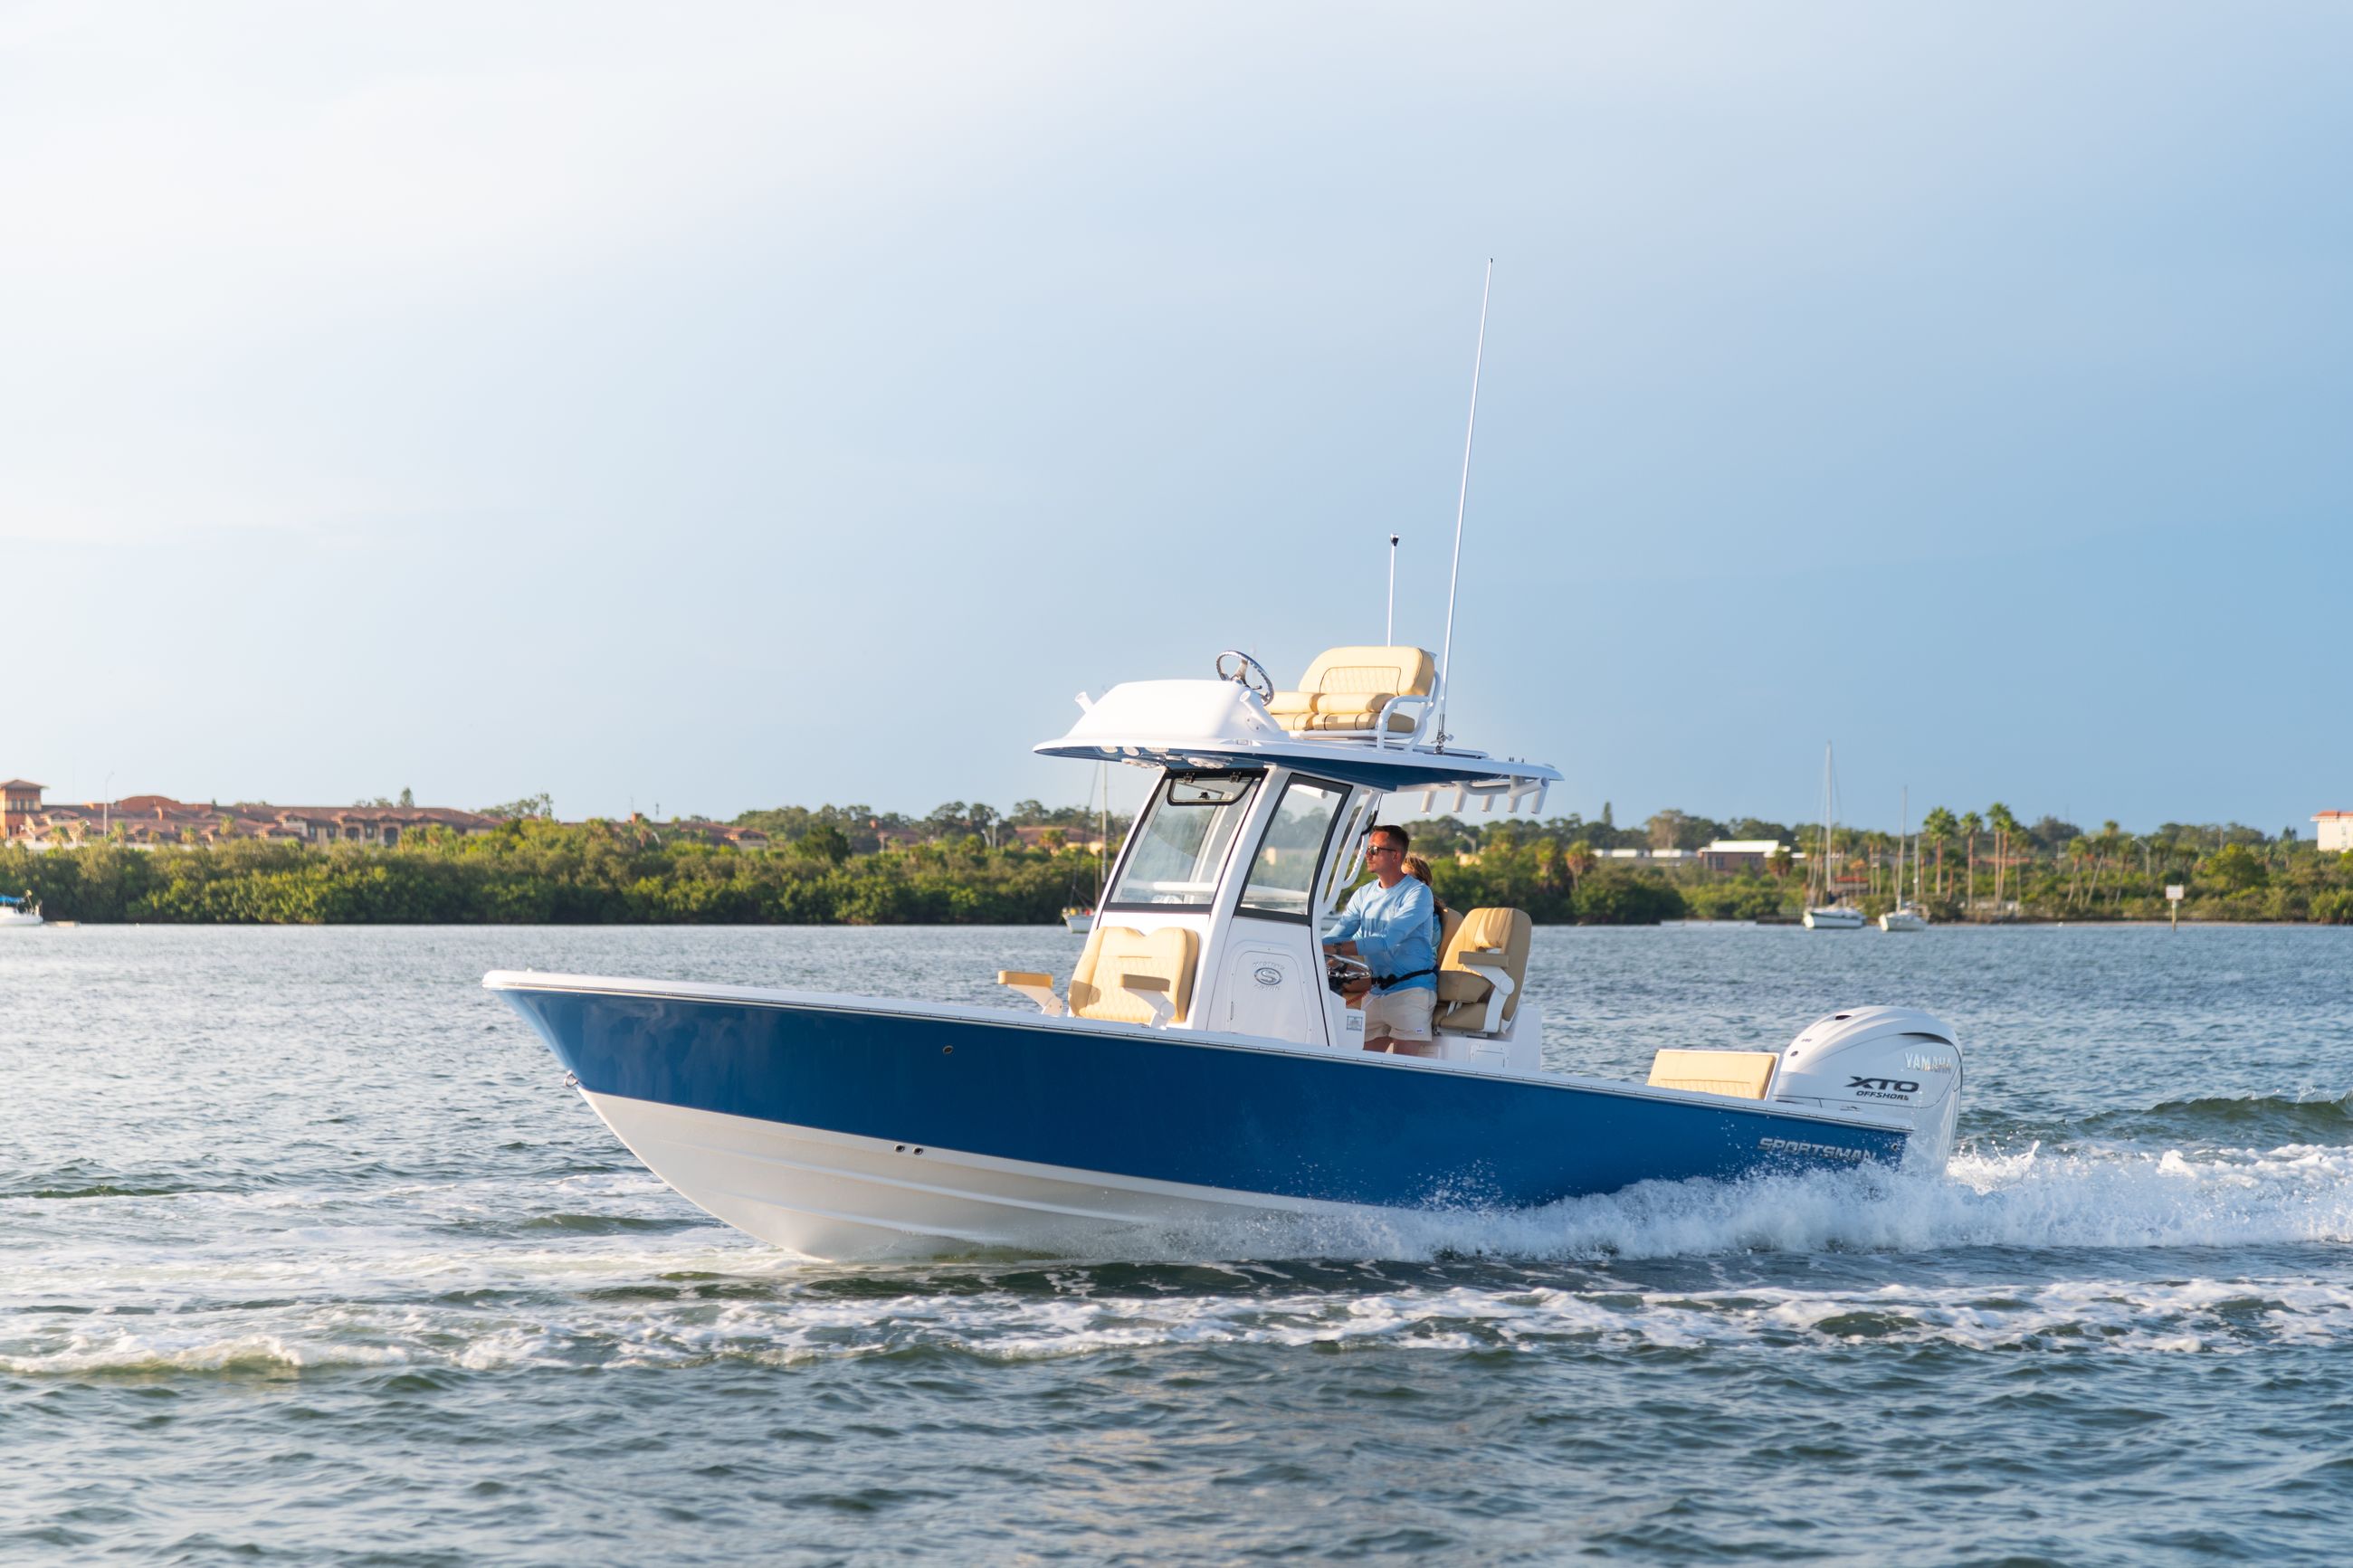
left=1386, top=534, right=1399, bottom=643
left=1434, top=259, right=1493, bottom=746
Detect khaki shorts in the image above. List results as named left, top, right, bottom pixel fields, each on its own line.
left=1363, top=987, right=1434, bottom=1042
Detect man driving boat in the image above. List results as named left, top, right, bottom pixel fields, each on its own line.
left=1323, top=823, right=1439, bottom=1055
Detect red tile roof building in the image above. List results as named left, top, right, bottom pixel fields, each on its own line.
left=2, top=781, right=500, bottom=850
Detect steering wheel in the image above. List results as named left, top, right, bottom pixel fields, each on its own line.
left=1215, top=650, right=1276, bottom=703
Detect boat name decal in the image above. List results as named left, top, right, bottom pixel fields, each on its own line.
left=1758, top=1136, right=1868, bottom=1163
left=1252, top=965, right=1284, bottom=987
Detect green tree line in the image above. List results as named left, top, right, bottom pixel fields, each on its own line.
left=6, top=807, right=2345, bottom=926
left=0, top=822, right=1089, bottom=925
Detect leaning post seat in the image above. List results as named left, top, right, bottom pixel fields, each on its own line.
left=1433, top=906, right=1532, bottom=1035
left=1268, top=646, right=1437, bottom=736
left=1068, top=925, right=1198, bottom=1026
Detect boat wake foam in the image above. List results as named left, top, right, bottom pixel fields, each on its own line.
left=1118, top=1136, right=2353, bottom=1264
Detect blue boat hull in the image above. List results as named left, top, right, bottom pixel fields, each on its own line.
left=493, top=978, right=1907, bottom=1255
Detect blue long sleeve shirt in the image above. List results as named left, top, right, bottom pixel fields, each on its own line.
left=1325, top=876, right=1437, bottom=994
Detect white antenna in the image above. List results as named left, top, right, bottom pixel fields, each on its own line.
left=1386, top=534, right=1399, bottom=642
left=1435, top=259, right=1493, bottom=744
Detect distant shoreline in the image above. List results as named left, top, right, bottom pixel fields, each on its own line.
left=3, top=827, right=2346, bottom=927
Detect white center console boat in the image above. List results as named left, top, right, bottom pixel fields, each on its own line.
left=487, top=644, right=1964, bottom=1259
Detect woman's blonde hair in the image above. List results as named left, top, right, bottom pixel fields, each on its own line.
left=1403, top=853, right=1434, bottom=888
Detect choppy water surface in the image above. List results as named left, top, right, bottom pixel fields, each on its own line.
left=5, top=924, right=2351, bottom=1564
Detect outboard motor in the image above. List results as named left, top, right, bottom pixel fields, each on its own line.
left=1773, top=1006, right=1963, bottom=1171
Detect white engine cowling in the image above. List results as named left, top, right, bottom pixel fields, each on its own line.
left=1773, top=1005, right=1964, bottom=1170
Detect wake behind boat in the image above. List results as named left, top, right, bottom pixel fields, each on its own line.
left=487, top=644, right=1964, bottom=1259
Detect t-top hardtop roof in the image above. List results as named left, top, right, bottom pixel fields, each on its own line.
left=1034, top=677, right=1559, bottom=807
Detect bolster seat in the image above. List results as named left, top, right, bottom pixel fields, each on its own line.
left=1433, top=906, right=1531, bottom=1034
left=1268, top=646, right=1437, bottom=736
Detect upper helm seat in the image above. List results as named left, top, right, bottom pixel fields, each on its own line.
left=1268, top=646, right=1437, bottom=735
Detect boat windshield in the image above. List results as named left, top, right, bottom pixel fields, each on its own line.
left=1104, top=773, right=1260, bottom=908
left=1236, top=776, right=1348, bottom=921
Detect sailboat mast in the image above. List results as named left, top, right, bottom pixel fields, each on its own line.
left=1815, top=743, right=1833, bottom=906
left=1900, top=785, right=1909, bottom=905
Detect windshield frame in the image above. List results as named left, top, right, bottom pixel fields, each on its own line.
left=1100, top=770, right=1264, bottom=913
left=1234, top=774, right=1353, bottom=924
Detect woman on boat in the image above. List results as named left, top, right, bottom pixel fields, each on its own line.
left=1403, top=852, right=1446, bottom=953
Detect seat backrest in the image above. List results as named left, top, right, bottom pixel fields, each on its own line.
left=1436, top=906, right=1532, bottom=1019
left=1070, top=925, right=1199, bottom=1024
left=1296, top=645, right=1436, bottom=698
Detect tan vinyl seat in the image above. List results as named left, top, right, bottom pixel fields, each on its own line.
left=1647, top=1050, right=1777, bottom=1100
left=1068, top=925, right=1198, bottom=1025
left=1433, top=906, right=1531, bottom=1034
left=1268, top=646, right=1436, bottom=735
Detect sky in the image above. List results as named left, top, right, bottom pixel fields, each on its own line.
left=3, top=2, right=2347, bottom=836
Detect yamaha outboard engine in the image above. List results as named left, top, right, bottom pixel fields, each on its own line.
left=1773, top=1006, right=1964, bottom=1172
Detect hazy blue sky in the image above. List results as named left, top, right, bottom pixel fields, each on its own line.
left=5, top=3, right=2346, bottom=834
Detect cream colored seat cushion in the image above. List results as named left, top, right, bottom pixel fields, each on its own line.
left=1270, top=646, right=1436, bottom=734
left=1433, top=906, right=1532, bottom=1031
left=1069, top=925, right=1198, bottom=1025
left=1647, top=1050, right=1777, bottom=1100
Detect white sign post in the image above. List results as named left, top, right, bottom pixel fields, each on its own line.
left=2166, top=882, right=2185, bottom=931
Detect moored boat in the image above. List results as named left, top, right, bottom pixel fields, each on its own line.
left=1878, top=787, right=1931, bottom=931
left=488, top=645, right=1964, bottom=1259
left=1802, top=743, right=1863, bottom=929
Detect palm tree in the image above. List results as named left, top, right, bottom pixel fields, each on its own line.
left=2092, top=820, right=2122, bottom=905
left=1986, top=803, right=2021, bottom=910
left=1921, top=806, right=1958, bottom=897
left=1565, top=839, right=1596, bottom=901
left=1960, top=811, right=1983, bottom=916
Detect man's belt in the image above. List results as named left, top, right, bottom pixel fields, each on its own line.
left=1371, top=966, right=1435, bottom=989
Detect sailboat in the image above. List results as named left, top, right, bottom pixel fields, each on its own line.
left=1062, top=761, right=1109, bottom=934
left=1880, top=786, right=1929, bottom=932
left=1802, top=745, right=1864, bottom=929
